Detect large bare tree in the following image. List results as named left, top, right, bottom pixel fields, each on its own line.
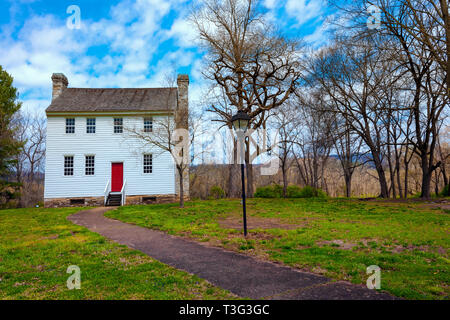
left=311, top=38, right=395, bottom=197
left=364, top=0, right=450, bottom=99
left=332, top=0, right=449, bottom=197
left=191, top=0, right=302, bottom=196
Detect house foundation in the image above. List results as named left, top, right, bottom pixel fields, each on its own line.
left=44, top=194, right=188, bottom=208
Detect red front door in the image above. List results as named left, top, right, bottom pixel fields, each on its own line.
left=111, top=163, right=123, bottom=192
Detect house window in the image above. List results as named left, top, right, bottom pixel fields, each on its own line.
left=64, top=156, right=74, bottom=176
left=114, top=118, right=123, bottom=133
left=66, top=118, right=75, bottom=134
left=86, top=118, right=96, bottom=133
left=144, top=117, right=153, bottom=133
left=143, top=154, right=152, bottom=174
left=85, top=155, right=95, bottom=175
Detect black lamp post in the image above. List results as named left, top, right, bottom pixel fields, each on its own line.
left=231, top=110, right=251, bottom=237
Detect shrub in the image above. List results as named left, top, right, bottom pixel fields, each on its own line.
left=440, top=184, right=449, bottom=197
left=209, top=185, right=225, bottom=199
left=297, top=185, right=327, bottom=198
left=254, top=184, right=283, bottom=198
left=286, top=185, right=302, bottom=198
left=255, top=184, right=326, bottom=198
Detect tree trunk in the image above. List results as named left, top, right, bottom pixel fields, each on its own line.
left=344, top=172, right=352, bottom=198
left=178, top=167, right=184, bottom=208
left=386, top=131, right=396, bottom=198
left=372, top=151, right=389, bottom=198
left=435, top=170, right=440, bottom=196
left=404, top=165, right=409, bottom=198
left=419, top=147, right=441, bottom=199
left=442, top=170, right=449, bottom=196
left=245, top=139, right=254, bottom=197
left=227, top=139, right=238, bottom=198
left=396, top=159, right=403, bottom=198
left=420, top=162, right=433, bottom=199
left=441, top=0, right=450, bottom=100
left=282, top=163, right=287, bottom=198
left=404, top=146, right=411, bottom=198
left=439, top=158, right=449, bottom=196
left=246, top=162, right=254, bottom=197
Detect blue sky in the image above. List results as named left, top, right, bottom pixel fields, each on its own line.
left=0, top=0, right=332, bottom=113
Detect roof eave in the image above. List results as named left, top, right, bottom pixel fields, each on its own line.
left=46, top=110, right=176, bottom=116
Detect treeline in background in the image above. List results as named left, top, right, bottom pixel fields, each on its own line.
left=1, top=0, right=449, bottom=208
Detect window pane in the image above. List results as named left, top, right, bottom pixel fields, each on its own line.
left=87, top=118, right=96, bottom=133
left=85, top=155, right=95, bottom=175
left=144, top=117, right=153, bottom=133
left=66, top=118, right=75, bottom=134
left=64, top=156, right=74, bottom=176
left=114, top=118, right=123, bottom=133
left=143, top=154, right=152, bottom=173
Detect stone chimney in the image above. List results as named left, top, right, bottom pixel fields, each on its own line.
left=176, top=74, right=189, bottom=129
left=51, top=73, right=68, bottom=100
left=175, top=74, right=190, bottom=199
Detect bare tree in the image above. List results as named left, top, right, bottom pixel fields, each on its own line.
left=191, top=0, right=302, bottom=197
left=204, top=85, right=240, bottom=197
left=124, top=72, right=200, bottom=208
left=125, top=108, right=201, bottom=208
left=13, top=111, right=46, bottom=207
left=364, top=0, right=450, bottom=100
left=24, top=113, right=46, bottom=182
left=311, top=38, right=394, bottom=197
left=270, top=103, right=298, bottom=197
left=331, top=116, right=363, bottom=197
left=436, top=125, right=450, bottom=195
left=291, top=92, right=334, bottom=192
left=332, top=0, right=449, bottom=197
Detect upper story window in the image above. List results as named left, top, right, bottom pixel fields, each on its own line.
left=143, top=154, right=152, bottom=174
left=66, top=118, right=75, bottom=134
left=86, top=118, right=96, bottom=133
left=114, top=118, right=123, bottom=133
left=85, top=155, right=95, bottom=175
left=144, top=117, right=153, bottom=133
left=64, top=156, right=74, bottom=176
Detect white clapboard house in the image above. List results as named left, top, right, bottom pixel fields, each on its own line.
left=44, top=73, right=189, bottom=207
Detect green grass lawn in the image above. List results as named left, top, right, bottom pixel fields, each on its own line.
left=106, top=198, right=450, bottom=300
left=0, top=207, right=236, bottom=300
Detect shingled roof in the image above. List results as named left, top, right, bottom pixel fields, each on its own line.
left=46, top=87, right=178, bottom=113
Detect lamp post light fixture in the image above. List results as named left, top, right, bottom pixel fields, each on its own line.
left=231, top=110, right=251, bottom=237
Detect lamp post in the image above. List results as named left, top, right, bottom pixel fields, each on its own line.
left=231, top=110, right=251, bottom=237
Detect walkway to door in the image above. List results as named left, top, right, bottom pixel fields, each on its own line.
left=68, top=207, right=397, bottom=300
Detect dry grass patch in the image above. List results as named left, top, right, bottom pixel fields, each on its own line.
left=317, top=238, right=448, bottom=255
left=218, top=215, right=304, bottom=230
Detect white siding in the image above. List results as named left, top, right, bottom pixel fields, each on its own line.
left=44, top=115, right=175, bottom=199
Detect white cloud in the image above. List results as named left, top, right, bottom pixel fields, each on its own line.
left=304, top=20, right=330, bottom=46
left=286, top=0, right=324, bottom=26
left=0, top=0, right=206, bottom=113
left=263, top=0, right=277, bottom=10
left=1, top=0, right=328, bottom=116
left=166, top=18, right=198, bottom=48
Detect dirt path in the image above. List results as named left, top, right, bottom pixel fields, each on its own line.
left=68, top=207, right=397, bottom=300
